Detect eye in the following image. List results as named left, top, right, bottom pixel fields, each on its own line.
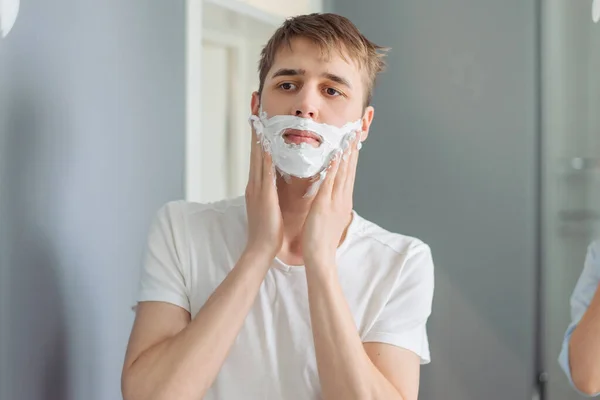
left=279, top=82, right=297, bottom=91
left=325, top=87, right=342, bottom=97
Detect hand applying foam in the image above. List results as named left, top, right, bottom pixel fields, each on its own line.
left=594, top=0, right=600, bottom=23
left=302, top=132, right=361, bottom=269
left=244, top=128, right=284, bottom=261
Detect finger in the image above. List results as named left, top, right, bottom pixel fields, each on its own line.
left=317, top=150, right=342, bottom=200
left=248, top=127, right=263, bottom=187
left=344, top=132, right=361, bottom=195
left=333, top=139, right=353, bottom=198
left=262, top=150, right=276, bottom=188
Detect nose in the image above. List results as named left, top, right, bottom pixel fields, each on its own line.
left=295, top=109, right=316, bottom=118
left=296, top=110, right=315, bottom=118
left=293, top=87, right=319, bottom=119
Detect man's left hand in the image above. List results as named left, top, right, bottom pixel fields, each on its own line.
left=302, top=132, right=361, bottom=268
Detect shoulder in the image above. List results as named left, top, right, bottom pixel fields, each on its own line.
left=154, top=196, right=246, bottom=231
left=352, top=212, right=432, bottom=259
left=588, top=240, right=600, bottom=262
left=350, top=212, right=434, bottom=279
left=574, top=239, right=600, bottom=286
left=579, top=239, right=600, bottom=281
left=568, top=239, right=600, bottom=309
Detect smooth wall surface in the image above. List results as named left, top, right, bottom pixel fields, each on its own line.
left=330, top=1, right=539, bottom=399
left=0, top=1, right=186, bottom=399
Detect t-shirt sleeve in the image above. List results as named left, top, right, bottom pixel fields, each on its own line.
left=362, top=242, right=435, bottom=365
left=136, top=201, right=191, bottom=312
left=558, top=241, right=600, bottom=397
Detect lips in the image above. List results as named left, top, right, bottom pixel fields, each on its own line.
left=283, top=129, right=322, bottom=146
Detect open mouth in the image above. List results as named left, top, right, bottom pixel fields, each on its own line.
left=283, top=129, right=322, bottom=147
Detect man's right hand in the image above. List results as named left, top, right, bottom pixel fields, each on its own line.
left=243, top=128, right=283, bottom=261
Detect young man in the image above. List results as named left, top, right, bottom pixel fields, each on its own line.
left=121, top=13, right=434, bottom=400
left=560, top=240, right=600, bottom=396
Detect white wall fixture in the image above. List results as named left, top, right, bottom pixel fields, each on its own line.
left=0, top=0, right=19, bottom=38
left=593, top=0, right=600, bottom=23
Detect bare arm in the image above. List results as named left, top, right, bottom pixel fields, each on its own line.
left=569, top=283, right=600, bottom=395
left=305, top=266, right=420, bottom=400
left=122, top=128, right=283, bottom=400
left=301, top=136, right=424, bottom=400
left=122, top=250, right=272, bottom=400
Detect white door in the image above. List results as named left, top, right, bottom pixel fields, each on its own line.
left=186, top=0, right=324, bottom=203
left=200, top=42, right=230, bottom=203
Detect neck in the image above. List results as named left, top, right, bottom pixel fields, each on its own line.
left=275, top=172, right=353, bottom=266
left=276, top=173, right=315, bottom=263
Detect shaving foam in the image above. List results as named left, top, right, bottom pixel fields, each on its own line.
left=249, top=110, right=362, bottom=180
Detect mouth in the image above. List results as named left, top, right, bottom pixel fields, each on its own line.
left=283, top=129, right=322, bottom=147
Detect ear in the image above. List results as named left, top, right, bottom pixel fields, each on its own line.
left=360, top=106, right=375, bottom=142
left=251, top=91, right=261, bottom=115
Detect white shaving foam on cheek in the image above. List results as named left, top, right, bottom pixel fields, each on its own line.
left=249, top=109, right=362, bottom=180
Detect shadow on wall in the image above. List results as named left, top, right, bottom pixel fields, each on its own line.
left=3, top=84, right=95, bottom=400
left=1, top=1, right=187, bottom=398
left=4, top=91, right=68, bottom=400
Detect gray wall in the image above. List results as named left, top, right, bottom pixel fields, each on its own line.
left=331, top=1, right=539, bottom=399
left=0, top=1, right=186, bottom=399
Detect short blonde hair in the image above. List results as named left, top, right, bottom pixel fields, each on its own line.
left=258, top=13, right=389, bottom=106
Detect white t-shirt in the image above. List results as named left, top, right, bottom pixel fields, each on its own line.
left=137, top=197, right=435, bottom=400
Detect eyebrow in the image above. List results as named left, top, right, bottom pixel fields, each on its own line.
left=271, top=68, right=352, bottom=89
left=271, top=68, right=306, bottom=79
left=322, top=73, right=352, bottom=89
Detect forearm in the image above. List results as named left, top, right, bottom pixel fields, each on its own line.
left=305, top=263, right=403, bottom=400
left=570, top=283, right=600, bottom=394
left=123, top=251, right=271, bottom=400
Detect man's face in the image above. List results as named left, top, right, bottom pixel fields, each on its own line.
left=252, top=37, right=374, bottom=147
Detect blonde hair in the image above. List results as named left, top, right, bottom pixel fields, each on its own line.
left=258, top=13, right=389, bottom=106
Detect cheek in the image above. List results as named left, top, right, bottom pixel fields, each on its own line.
left=258, top=97, right=276, bottom=116
left=261, top=93, right=291, bottom=115
left=326, top=100, right=364, bottom=125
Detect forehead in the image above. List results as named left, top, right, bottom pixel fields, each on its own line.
left=269, top=37, right=363, bottom=82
